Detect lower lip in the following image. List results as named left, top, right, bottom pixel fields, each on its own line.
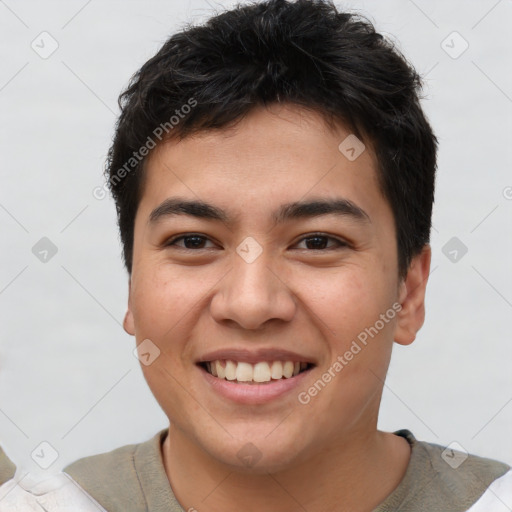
left=199, top=365, right=313, bottom=404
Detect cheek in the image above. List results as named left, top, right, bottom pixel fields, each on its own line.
left=130, top=264, right=204, bottom=336
left=295, top=266, right=391, bottom=335
left=295, top=265, right=398, bottom=388
left=130, top=264, right=223, bottom=376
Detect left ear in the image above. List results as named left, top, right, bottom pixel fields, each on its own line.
left=394, top=245, right=431, bottom=346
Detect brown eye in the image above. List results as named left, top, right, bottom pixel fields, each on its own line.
left=295, top=234, right=348, bottom=250
left=166, top=235, right=216, bottom=249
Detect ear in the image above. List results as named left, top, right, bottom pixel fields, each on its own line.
left=394, top=245, right=431, bottom=346
left=123, top=276, right=135, bottom=336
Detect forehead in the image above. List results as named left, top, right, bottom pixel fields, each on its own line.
left=138, top=103, right=388, bottom=227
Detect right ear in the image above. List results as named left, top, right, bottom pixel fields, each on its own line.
left=123, top=277, right=135, bottom=336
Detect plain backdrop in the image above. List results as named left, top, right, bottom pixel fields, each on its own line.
left=0, top=0, right=511, bottom=476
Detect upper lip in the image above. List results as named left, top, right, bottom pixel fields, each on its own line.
left=197, top=348, right=316, bottom=365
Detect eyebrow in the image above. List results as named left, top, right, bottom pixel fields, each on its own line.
left=149, top=197, right=371, bottom=226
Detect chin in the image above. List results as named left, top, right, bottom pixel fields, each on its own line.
left=200, top=431, right=308, bottom=474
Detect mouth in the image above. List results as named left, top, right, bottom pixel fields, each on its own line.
left=198, top=360, right=315, bottom=384
left=196, top=348, right=317, bottom=403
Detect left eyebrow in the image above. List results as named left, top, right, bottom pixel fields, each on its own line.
left=148, top=197, right=371, bottom=226
left=272, top=198, right=371, bottom=225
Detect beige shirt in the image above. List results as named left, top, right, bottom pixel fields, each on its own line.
left=0, top=448, right=15, bottom=486
left=64, top=429, right=511, bottom=512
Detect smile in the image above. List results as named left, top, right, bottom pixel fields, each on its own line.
left=200, top=360, right=313, bottom=384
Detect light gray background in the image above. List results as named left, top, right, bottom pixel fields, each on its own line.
left=1, top=0, right=511, bottom=476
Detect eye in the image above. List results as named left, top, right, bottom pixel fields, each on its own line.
left=294, top=234, right=348, bottom=250
left=165, top=234, right=217, bottom=250
left=163, top=233, right=348, bottom=251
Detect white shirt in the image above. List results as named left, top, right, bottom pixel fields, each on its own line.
left=0, top=471, right=106, bottom=511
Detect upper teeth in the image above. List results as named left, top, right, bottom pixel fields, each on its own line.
left=206, top=360, right=308, bottom=382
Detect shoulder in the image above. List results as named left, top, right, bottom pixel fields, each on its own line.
left=0, top=448, right=15, bottom=485
left=418, top=437, right=512, bottom=511
left=413, top=434, right=510, bottom=493
left=466, top=469, right=512, bottom=511
left=385, top=430, right=511, bottom=511
left=64, top=431, right=168, bottom=511
left=65, top=439, right=140, bottom=477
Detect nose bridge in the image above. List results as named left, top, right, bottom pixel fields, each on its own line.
left=233, top=251, right=275, bottom=299
left=210, top=245, right=296, bottom=329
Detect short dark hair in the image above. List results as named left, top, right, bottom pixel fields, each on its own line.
left=106, top=0, right=437, bottom=278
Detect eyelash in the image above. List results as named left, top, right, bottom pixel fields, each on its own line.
left=164, top=233, right=349, bottom=251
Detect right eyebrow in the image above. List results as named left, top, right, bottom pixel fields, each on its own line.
left=149, top=198, right=232, bottom=224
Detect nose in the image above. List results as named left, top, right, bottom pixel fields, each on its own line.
left=209, top=249, right=297, bottom=330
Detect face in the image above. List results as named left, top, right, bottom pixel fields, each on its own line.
left=124, top=103, right=429, bottom=472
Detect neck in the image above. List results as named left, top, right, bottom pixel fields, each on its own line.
left=162, top=425, right=411, bottom=512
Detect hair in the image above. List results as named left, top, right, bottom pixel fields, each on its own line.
left=106, top=0, right=437, bottom=279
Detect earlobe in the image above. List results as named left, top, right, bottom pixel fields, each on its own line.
left=394, top=245, right=431, bottom=346
left=123, top=278, right=136, bottom=336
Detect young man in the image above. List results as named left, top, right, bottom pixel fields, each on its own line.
left=3, top=0, right=510, bottom=510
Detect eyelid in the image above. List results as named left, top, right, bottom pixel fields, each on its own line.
left=164, top=232, right=350, bottom=250
left=164, top=233, right=219, bottom=249
left=292, top=232, right=350, bottom=250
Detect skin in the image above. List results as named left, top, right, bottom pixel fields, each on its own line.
left=123, top=103, right=431, bottom=512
